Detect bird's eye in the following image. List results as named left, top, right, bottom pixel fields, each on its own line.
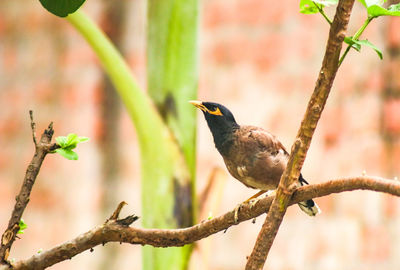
left=207, top=107, right=223, bottom=116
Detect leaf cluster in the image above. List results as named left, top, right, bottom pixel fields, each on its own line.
left=17, top=219, right=27, bottom=235
left=53, top=133, right=89, bottom=160
left=300, top=0, right=400, bottom=63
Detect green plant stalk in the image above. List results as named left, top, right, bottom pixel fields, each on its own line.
left=145, top=0, right=198, bottom=269
left=314, top=1, right=332, bottom=25
left=338, top=16, right=373, bottom=67
left=66, top=10, right=192, bottom=263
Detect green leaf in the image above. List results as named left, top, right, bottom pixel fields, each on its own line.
left=55, top=133, right=89, bottom=153
left=77, top=136, right=90, bottom=143
left=66, top=133, right=78, bottom=145
left=300, top=0, right=322, bottom=14
left=17, top=219, right=27, bottom=234
left=344, top=37, right=361, bottom=51
left=39, top=0, right=86, bottom=17
left=345, top=37, right=383, bottom=59
left=355, top=39, right=383, bottom=59
left=55, top=136, right=68, bottom=148
left=313, top=0, right=338, bottom=5
left=300, top=0, right=337, bottom=13
left=357, top=0, right=400, bottom=18
left=367, top=4, right=400, bottom=18
left=55, top=148, right=79, bottom=160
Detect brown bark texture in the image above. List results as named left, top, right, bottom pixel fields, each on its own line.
left=0, top=112, right=58, bottom=265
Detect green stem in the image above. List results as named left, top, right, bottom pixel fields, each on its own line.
left=66, top=10, right=157, bottom=140
left=338, top=16, right=373, bottom=67
left=66, top=10, right=179, bottom=156
left=66, top=9, right=192, bottom=233
left=313, top=1, right=332, bottom=25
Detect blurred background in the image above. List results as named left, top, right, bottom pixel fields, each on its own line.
left=1, top=0, right=400, bottom=269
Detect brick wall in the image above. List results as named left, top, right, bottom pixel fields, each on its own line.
left=0, top=0, right=399, bottom=269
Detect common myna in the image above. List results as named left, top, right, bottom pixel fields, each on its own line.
left=190, top=100, right=320, bottom=218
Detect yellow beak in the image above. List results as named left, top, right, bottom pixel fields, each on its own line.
left=189, top=100, right=223, bottom=116
left=189, top=100, right=207, bottom=112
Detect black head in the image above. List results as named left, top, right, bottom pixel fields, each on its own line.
left=190, top=100, right=239, bottom=152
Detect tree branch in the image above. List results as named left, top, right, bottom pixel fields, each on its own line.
left=245, top=0, right=356, bottom=268
left=0, top=112, right=58, bottom=265
left=4, top=176, right=399, bottom=270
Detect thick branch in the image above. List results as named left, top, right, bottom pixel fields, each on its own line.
left=245, top=0, right=356, bottom=269
left=0, top=113, right=57, bottom=265
left=5, top=176, right=400, bottom=270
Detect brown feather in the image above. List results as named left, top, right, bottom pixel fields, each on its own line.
left=222, top=125, right=289, bottom=190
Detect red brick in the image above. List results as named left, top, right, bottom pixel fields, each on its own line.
left=383, top=98, right=400, bottom=134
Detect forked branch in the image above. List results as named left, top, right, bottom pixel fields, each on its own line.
left=0, top=112, right=58, bottom=265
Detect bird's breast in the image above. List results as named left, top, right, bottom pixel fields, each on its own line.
left=224, top=158, right=281, bottom=191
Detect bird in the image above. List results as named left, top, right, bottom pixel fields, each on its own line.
left=190, top=100, right=320, bottom=220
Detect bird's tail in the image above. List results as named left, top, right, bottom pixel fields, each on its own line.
left=297, top=174, right=321, bottom=216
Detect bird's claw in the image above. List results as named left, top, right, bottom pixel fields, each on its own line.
left=233, top=199, right=258, bottom=223
left=249, top=198, right=260, bottom=209
left=234, top=203, right=242, bottom=224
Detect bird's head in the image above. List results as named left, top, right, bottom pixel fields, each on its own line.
left=190, top=100, right=239, bottom=148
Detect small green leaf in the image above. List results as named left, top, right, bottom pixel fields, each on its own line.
left=300, top=0, right=321, bottom=13
left=54, top=134, right=89, bottom=159
left=55, top=148, right=79, bottom=160
left=66, top=133, right=78, bottom=145
left=344, top=37, right=361, bottom=51
left=17, top=219, right=27, bottom=234
left=356, top=39, right=383, bottom=59
left=55, top=136, right=68, bottom=148
left=357, top=0, right=400, bottom=18
left=313, top=0, right=338, bottom=5
left=77, top=137, right=90, bottom=143
left=367, top=4, right=400, bottom=18
left=39, top=0, right=86, bottom=18
left=300, top=0, right=337, bottom=13
left=345, top=37, right=383, bottom=59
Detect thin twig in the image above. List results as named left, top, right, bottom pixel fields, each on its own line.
left=108, top=201, right=128, bottom=221
left=29, top=111, right=37, bottom=148
left=313, top=1, right=332, bottom=25
left=4, top=176, right=400, bottom=270
left=338, top=16, right=374, bottom=67
left=0, top=118, right=55, bottom=265
left=245, top=0, right=356, bottom=269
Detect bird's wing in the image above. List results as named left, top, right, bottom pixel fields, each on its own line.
left=226, top=125, right=288, bottom=190
left=240, top=126, right=289, bottom=156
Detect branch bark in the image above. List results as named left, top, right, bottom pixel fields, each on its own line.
left=0, top=112, right=58, bottom=265
left=245, top=0, right=356, bottom=268
left=3, top=176, right=399, bottom=270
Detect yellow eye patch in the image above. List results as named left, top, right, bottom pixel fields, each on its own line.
left=207, top=107, right=223, bottom=116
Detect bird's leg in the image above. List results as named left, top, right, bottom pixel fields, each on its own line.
left=244, top=190, right=268, bottom=204
left=234, top=190, right=273, bottom=223
left=248, top=190, right=277, bottom=208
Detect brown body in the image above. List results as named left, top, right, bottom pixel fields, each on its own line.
left=222, top=126, right=289, bottom=191
left=190, top=100, right=320, bottom=216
